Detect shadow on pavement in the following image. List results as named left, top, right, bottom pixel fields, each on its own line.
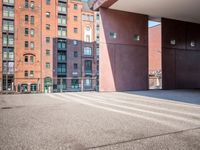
left=125, top=90, right=200, bottom=105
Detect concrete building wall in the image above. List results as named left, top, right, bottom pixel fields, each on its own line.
left=99, top=8, right=148, bottom=92
left=162, top=18, right=200, bottom=89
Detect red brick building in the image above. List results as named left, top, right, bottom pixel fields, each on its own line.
left=0, top=0, right=99, bottom=93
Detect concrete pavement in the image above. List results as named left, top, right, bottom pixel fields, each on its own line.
left=0, top=90, right=200, bottom=150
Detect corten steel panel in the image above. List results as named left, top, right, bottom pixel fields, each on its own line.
left=99, top=8, right=148, bottom=92
left=162, top=18, right=186, bottom=50
left=176, top=50, right=200, bottom=88
left=162, top=18, right=200, bottom=89
left=187, top=23, right=200, bottom=50
left=162, top=49, right=176, bottom=89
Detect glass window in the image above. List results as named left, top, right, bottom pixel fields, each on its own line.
left=25, top=41, right=29, bottom=48
left=25, top=28, right=29, bottom=36
left=3, top=34, right=14, bottom=46
left=3, top=6, right=14, bottom=18
left=74, top=28, right=78, bottom=33
left=71, top=79, right=79, bottom=89
left=46, top=0, right=50, bottom=5
left=57, top=64, right=66, bottom=74
left=24, top=70, right=28, bottom=77
left=3, top=20, right=14, bottom=32
left=84, top=47, right=92, bottom=56
left=46, top=12, right=50, bottom=18
left=58, top=52, right=66, bottom=62
left=85, top=60, right=92, bottom=74
left=74, top=4, right=78, bottom=10
left=30, top=29, right=34, bottom=36
left=24, top=0, right=28, bottom=8
left=46, top=24, right=50, bottom=30
left=46, top=62, right=50, bottom=69
left=73, top=63, right=78, bottom=70
left=3, top=62, right=14, bottom=74
left=24, top=56, right=28, bottom=63
left=30, top=71, right=34, bottom=77
left=46, top=49, right=50, bottom=56
left=30, top=16, right=35, bottom=24
left=30, top=1, right=34, bottom=9
left=46, top=37, right=50, bottom=43
left=57, top=39, right=66, bottom=49
left=3, top=0, right=15, bottom=4
left=30, top=55, right=34, bottom=64
left=25, top=15, right=29, bottom=22
left=110, top=32, right=117, bottom=39
left=30, top=42, right=34, bottom=49
left=3, top=48, right=14, bottom=61
left=58, top=27, right=66, bottom=37
left=58, top=15, right=66, bottom=25
left=30, top=84, right=37, bottom=92
left=73, top=40, right=78, bottom=46
left=84, top=78, right=92, bottom=88
left=74, top=16, right=77, bottom=21
left=74, top=51, right=78, bottom=58
left=58, top=2, right=66, bottom=13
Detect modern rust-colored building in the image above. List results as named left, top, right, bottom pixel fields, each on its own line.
left=0, top=0, right=99, bottom=93
left=89, top=0, right=200, bottom=92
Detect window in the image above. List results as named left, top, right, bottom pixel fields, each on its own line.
left=86, top=35, right=91, bottom=42
left=84, top=47, right=92, bottom=56
left=24, top=56, right=28, bottom=63
left=30, top=55, right=34, bottom=64
left=73, top=40, right=78, bottom=46
left=3, top=0, right=14, bottom=5
left=96, top=14, right=100, bottom=20
left=46, top=12, right=50, bottom=18
left=71, top=79, right=79, bottom=89
left=133, top=34, right=140, bottom=41
left=46, top=49, right=50, bottom=56
left=46, top=37, right=50, bottom=43
left=57, top=39, right=66, bottom=49
left=3, top=62, right=14, bottom=74
left=46, top=62, right=50, bottom=69
left=58, top=27, right=67, bottom=37
left=30, top=71, right=34, bottom=77
left=3, top=34, right=14, bottom=46
left=30, top=29, right=34, bottom=36
left=25, top=41, right=29, bottom=48
left=3, top=6, right=14, bottom=18
left=25, top=15, right=29, bottom=22
left=74, top=28, right=78, bottom=33
left=74, top=63, right=78, bottom=70
left=85, top=60, right=92, bottom=74
left=57, top=64, right=66, bottom=74
left=46, top=24, right=50, bottom=30
left=74, top=51, right=78, bottom=58
left=30, top=1, right=34, bottom=9
left=58, top=52, right=66, bottom=62
left=74, top=4, right=78, bottom=10
left=84, top=78, right=92, bottom=88
left=110, top=32, right=117, bottom=39
left=3, top=20, right=14, bottom=32
left=30, top=42, right=34, bottom=49
left=46, top=0, right=50, bottom=5
left=58, top=2, right=66, bottom=13
left=58, top=15, right=66, bottom=25
left=30, top=84, right=37, bottom=92
left=25, top=0, right=28, bottom=8
left=30, top=16, right=34, bottom=24
left=89, top=16, right=94, bottom=22
left=96, top=25, right=99, bottom=31
left=25, top=28, right=29, bottom=36
left=3, top=48, right=14, bottom=61
left=24, top=70, right=28, bottom=77
left=74, top=16, right=77, bottom=21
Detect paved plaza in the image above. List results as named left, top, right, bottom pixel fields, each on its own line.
left=0, top=90, right=200, bottom=150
